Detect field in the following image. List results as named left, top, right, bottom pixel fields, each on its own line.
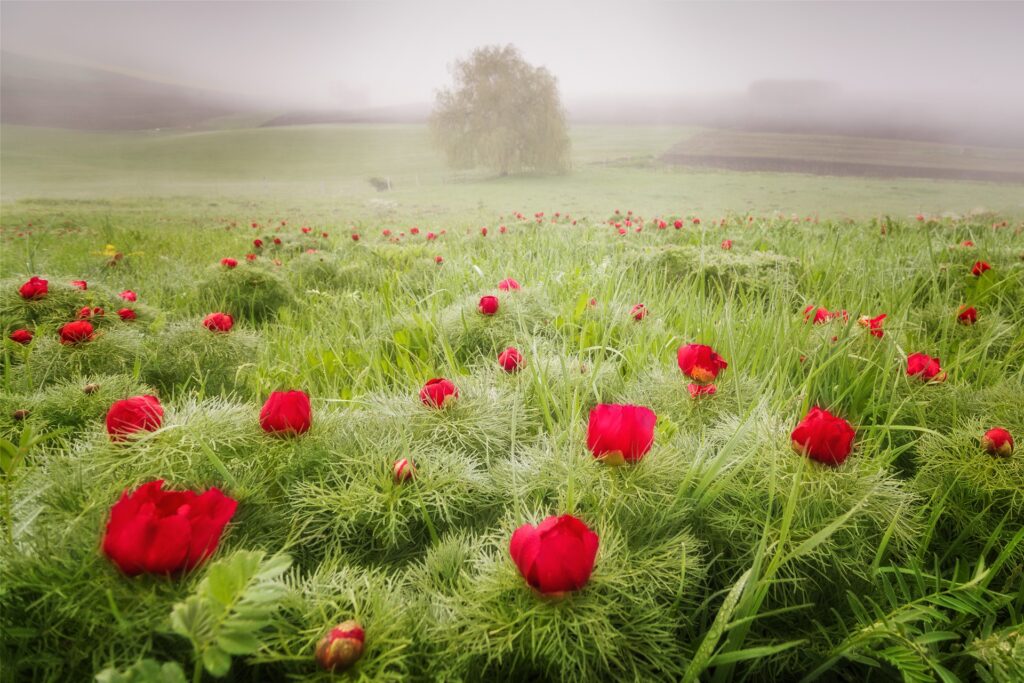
left=2, top=123, right=1024, bottom=682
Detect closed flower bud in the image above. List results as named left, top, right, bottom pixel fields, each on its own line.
left=203, top=312, right=234, bottom=332
left=498, top=278, right=521, bottom=291
left=393, top=458, right=416, bottom=482
left=791, top=407, right=855, bottom=466
left=315, top=621, right=365, bottom=672
left=59, top=320, right=95, bottom=345
left=71, top=280, right=88, bottom=290
left=419, top=378, right=458, bottom=408
left=721, top=239, right=733, bottom=250
left=907, top=352, right=946, bottom=382
left=12, top=409, right=30, bottom=421
left=9, top=328, right=33, bottom=345
left=220, top=257, right=238, bottom=269
left=971, top=260, right=991, bottom=276
left=106, top=395, right=164, bottom=440
left=478, top=295, right=499, bottom=315
left=117, top=308, right=137, bottom=321
left=259, top=390, right=312, bottom=436
left=981, top=428, right=1014, bottom=457
left=498, top=347, right=524, bottom=373
left=586, top=403, right=656, bottom=465
left=677, top=343, right=728, bottom=383
left=119, top=290, right=137, bottom=302
left=510, top=515, right=598, bottom=595
left=19, top=276, right=48, bottom=299
left=957, top=305, right=977, bottom=325
left=630, top=303, right=647, bottom=321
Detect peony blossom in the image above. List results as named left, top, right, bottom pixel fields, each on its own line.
left=106, top=395, right=163, bottom=440
left=420, top=378, right=458, bottom=408
left=259, top=390, right=312, bottom=435
left=203, top=312, right=234, bottom=332
left=497, top=278, right=521, bottom=291
left=478, top=295, right=499, bottom=316
left=677, top=344, right=728, bottom=383
left=981, top=427, right=1014, bottom=457
left=509, top=514, right=598, bottom=594
left=9, top=328, right=33, bottom=344
left=630, top=303, right=647, bottom=321
left=957, top=306, right=977, bottom=325
left=59, top=320, right=95, bottom=345
left=971, top=261, right=991, bottom=276
left=687, top=383, right=716, bottom=398
left=117, top=308, right=137, bottom=321
left=586, top=403, right=656, bottom=465
left=18, top=276, right=48, bottom=299
left=858, top=314, right=887, bottom=338
left=498, top=347, right=524, bottom=373
left=71, top=280, right=88, bottom=290
left=907, top=352, right=946, bottom=382
left=220, top=257, right=238, bottom=269
left=791, top=406, right=855, bottom=466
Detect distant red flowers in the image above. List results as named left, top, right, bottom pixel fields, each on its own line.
left=9, top=329, right=33, bottom=344
left=253, top=239, right=263, bottom=248
left=203, top=312, right=234, bottom=332
left=498, top=347, right=524, bottom=373
left=677, top=344, right=728, bottom=384
left=117, top=308, right=137, bottom=321
left=630, top=303, right=647, bottom=321
left=106, top=395, right=164, bottom=440
left=721, top=239, right=733, bottom=250
left=59, top=320, right=95, bottom=345
left=957, top=306, right=977, bottom=325
left=981, top=427, right=1014, bottom=457
left=259, top=390, right=312, bottom=435
left=18, top=276, right=48, bottom=299
left=858, top=314, right=887, bottom=338
left=673, top=219, right=683, bottom=229
left=221, top=258, right=238, bottom=269
left=791, top=407, right=855, bottom=466
left=478, top=295, right=499, bottom=316
left=804, top=306, right=848, bottom=324
left=102, top=480, right=237, bottom=575
left=71, top=280, right=88, bottom=290
left=509, top=514, right=598, bottom=594
left=907, top=353, right=946, bottom=382
left=420, top=378, right=458, bottom=408
left=971, top=261, right=990, bottom=276
left=498, top=278, right=521, bottom=291
left=78, top=306, right=104, bottom=319
left=586, top=403, right=656, bottom=465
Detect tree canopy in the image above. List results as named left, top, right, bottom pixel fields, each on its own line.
left=430, top=45, right=570, bottom=175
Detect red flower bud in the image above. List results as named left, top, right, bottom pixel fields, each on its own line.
left=677, top=344, right=728, bottom=383
left=59, top=320, right=95, bottom=345
left=791, top=406, right=855, bottom=466
left=9, top=328, right=33, bottom=344
left=71, top=280, right=88, bottom=290
left=18, top=276, right=48, bottom=299
left=673, top=219, right=683, bottom=229
left=480, top=227, right=488, bottom=236
left=259, top=390, right=312, bottom=435
left=509, top=514, right=598, bottom=595
left=907, top=352, right=946, bottom=382
left=419, top=378, right=458, bottom=408
left=981, top=427, right=1014, bottom=457
left=434, top=255, right=443, bottom=264
left=497, top=278, right=521, bottom=291
left=721, top=239, right=733, bottom=250
left=630, top=303, right=647, bottom=321
left=220, top=257, right=238, bottom=269
left=586, top=403, right=656, bottom=465
left=102, top=480, right=237, bottom=575
left=478, top=295, right=499, bottom=316
left=117, top=308, right=136, bottom=321
left=315, top=621, right=365, bottom=672
left=106, top=395, right=163, bottom=440
left=498, top=347, right=524, bottom=373
left=351, top=233, right=360, bottom=242
left=118, top=291, right=135, bottom=304
left=971, top=260, right=991, bottom=276
left=203, top=312, right=234, bottom=332
left=957, top=305, right=977, bottom=325
left=253, top=239, right=263, bottom=248
left=393, top=458, right=416, bottom=482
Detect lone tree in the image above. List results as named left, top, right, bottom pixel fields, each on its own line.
left=431, top=45, right=570, bottom=175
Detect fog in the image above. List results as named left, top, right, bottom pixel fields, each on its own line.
left=3, top=0, right=1024, bottom=143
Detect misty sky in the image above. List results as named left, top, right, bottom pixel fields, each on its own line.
left=3, top=1, right=1023, bottom=109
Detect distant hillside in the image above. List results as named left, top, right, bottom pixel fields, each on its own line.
left=0, top=52, right=261, bottom=130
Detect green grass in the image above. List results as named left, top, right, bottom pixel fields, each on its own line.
left=1, top=124, right=1023, bottom=682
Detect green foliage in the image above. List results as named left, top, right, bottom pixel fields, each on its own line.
left=21, top=327, right=145, bottom=386
left=144, top=322, right=259, bottom=397
left=96, top=659, right=188, bottom=683
left=195, top=263, right=295, bottom=323
left=169, top=550, right=292, bottom=678
left=430, top=44, right=570, bottom=174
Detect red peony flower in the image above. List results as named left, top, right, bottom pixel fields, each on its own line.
left=253, top=238, right=263, bottom=248
left=382, top=229, right=392, bottom=237
left=981, top=427, right=1014, bottom=457
left=961, top=240, right=974, bottom=247
left=803, top=306, right=847, bottom=324
left=957, top=305, right=977, bottom=325
left=478, top=295, right=499, bottom=316
left=677, top=344, right=728, bottom=383
left=509, top=514, right=598, bottom=595
left=499, top=225, right=507, bottom=234
left=77, top=306, right=104, bottom=319
left=106, top=395, right=163, bottom=440
left=18, top=276, right=48, bottom=299
left=71, top=280, right=88, bottom=290
left=721, top=239, right=733, bottom=250
left=480, top=227, right=488, bottom=236
left=102, top=480, right=237, bottom=575
left=316, top=620, right=365, bottom=672
left=791, top=406, right=855, bottom=466
left=9, top=328, right=33, bottom=344
left=858, top=313, right=887, bottom=338
left=907, top=352, right=946, bottom=382
left=59, top=320, right=94, bottom=345
left=687, top=383, right=716, bottom=398
left=630, top=303, right=647, bottom=321
left=434, top=255, right=443, bottom=264
left=419, top=378, right=458, bottom=408
left=220, top=257, right=238, bottom=269
left=351, top=233, right=360, bottom=242
left=259, top=390, right=312, bottom=435
left=971, top=260, right=990, bottom=276
left=692, top=217, right=701, bottom=225
left=301, top=226, right=312, bottom=234
left=586, top=403, right=656, bottom=465
left=673, top=219, right=683, bottom=229
left=498, top=278, right=521, bottom=291
left=117, top=308, right=137, bottom=321
left=498, top=347, right=524, bottom=373
left=393, top=458, right=416, bottom=482
left=245, top=253, right=257, bottom=261
left=273, top=237, right=282, bottom=245
left=203, top=312, right=233, bottom=332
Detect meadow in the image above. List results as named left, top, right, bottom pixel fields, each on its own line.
left=1, top=123, right=1023, bottom=682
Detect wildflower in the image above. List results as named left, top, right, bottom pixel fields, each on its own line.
left=677, top=344, right=728, bottom=383
left=907, top=353, right=946, bottom=382
left=220, top=257, right=238, bottom=269
left=858, top=314, right=887, bottom=338
left=630, top=303, right=646, bottom=321
left=478, top=295, right=499, bottom=316
left=106, top=395, right=163, bottom=440
left=498, top=278, right=521, bottom=291
left=18, top=276, right=48, bottom=299
left=259, top=390, right=312, bottom=435
left=420, top=378, right=458, bottom=408
left=59, top=320, right=94, bottom=345
left=316, top=621, right=365, bottom=672
left=509, top=515, right=598, bottom=595
left=498, top=347, right=524, bottom=373
left=981, top=428, right=1014, bottom=457
left=586, top=403, right=656, bottom=465
left=791, top=407, right=855, bottom=466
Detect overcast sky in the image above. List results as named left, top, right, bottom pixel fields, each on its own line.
left=3, top=1, right=1023, bottom=109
